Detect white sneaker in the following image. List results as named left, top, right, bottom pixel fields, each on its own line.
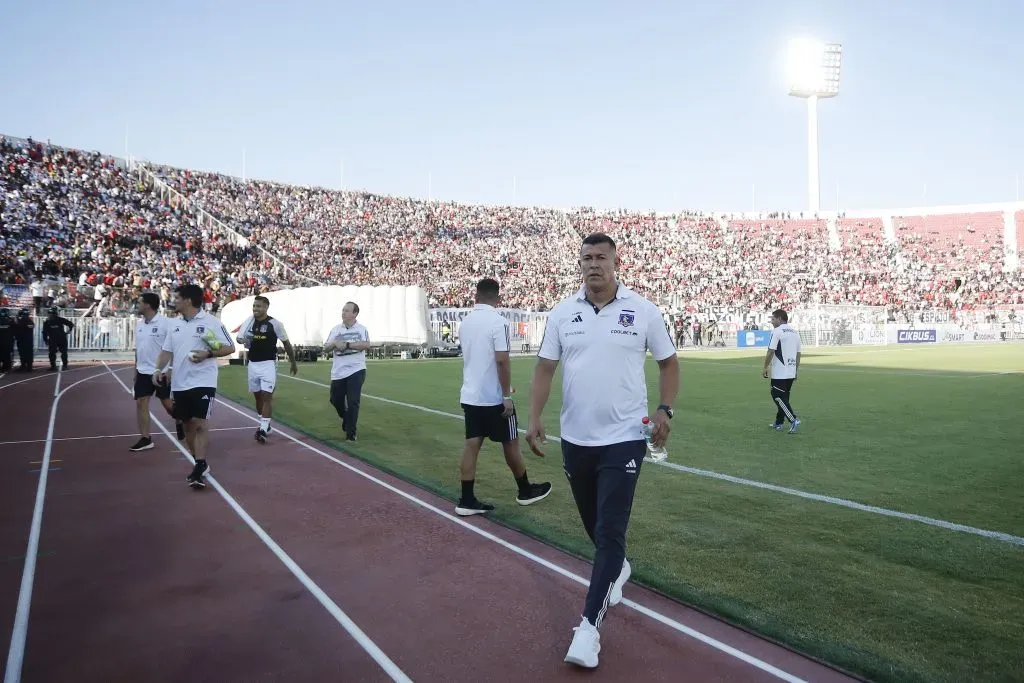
left=609, top=558, right=631, bottom=606
left=564, top=617, right=600, bottom=668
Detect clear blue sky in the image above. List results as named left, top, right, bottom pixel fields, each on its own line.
left=2, top=0, right=1021, bottom=213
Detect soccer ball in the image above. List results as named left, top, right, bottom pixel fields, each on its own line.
left=202, top=330, right=222, bottom=350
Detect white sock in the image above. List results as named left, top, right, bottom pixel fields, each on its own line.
left=260, top=417, right=271, bottom=432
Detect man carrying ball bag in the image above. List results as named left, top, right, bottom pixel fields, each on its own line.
left=152, top=284, right=236, bottom=489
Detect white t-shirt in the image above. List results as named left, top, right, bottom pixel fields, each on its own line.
left=325, top=322, right=370, bottom=380
left=135, top=313, right=172, bottom=374
left=537, top=284, right=677, bottom=447
left=160, top=310, right=234, bottom=391
left=768, top=323, right=801, bottom=379
left=458, top=304, right=511, bottom=406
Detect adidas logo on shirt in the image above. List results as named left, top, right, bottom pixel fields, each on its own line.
left=570, top=313, right=583, bottom=323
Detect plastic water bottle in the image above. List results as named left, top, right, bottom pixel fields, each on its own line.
left=640, top=417, right=667, bottom=462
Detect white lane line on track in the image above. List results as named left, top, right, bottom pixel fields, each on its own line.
left=0, top=365, right=93, bottom=392
left=101, top=363, right=412, bottom=683
left=214, top=382, right=809, bottom=682
left=4, top=370, right=110, bottom=683
left=0, top=427, right=254, bottom=447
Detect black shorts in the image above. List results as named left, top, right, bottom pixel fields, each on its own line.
left=172, top=387, right=216, bottom=422
left=462, top=403, right=518, bottom=443
left=134, top=371, right=171, bottom=400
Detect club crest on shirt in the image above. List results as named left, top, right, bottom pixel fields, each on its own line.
left=617, top=312, right=635, bottom=328
left=260, top=324, right=268, bottom=333
left=196, top=326, right=205, bottom=333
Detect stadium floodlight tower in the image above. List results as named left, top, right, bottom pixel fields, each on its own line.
left=786, top=38, right=842, bottom=214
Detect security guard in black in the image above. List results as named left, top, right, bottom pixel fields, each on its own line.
left=41, top=307, right=74, bottom=370
left=13, top=309, right=35, bottom=372
left=0, top=309, right=14, bottom=372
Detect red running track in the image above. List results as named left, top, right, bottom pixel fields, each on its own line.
left=0, top=362, right=861, bottom=683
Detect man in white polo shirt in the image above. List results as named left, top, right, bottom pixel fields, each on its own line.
left=323, top=301, right=371, bottom=441
left=526, top=232, right=679, bottom=670
left=153, top=284, right=235, bottom=489
left=129, top=292, right=183, bottom=452
left=763, top=308, right=802, bottom=433
left=455, top=278, right=552, bottom=516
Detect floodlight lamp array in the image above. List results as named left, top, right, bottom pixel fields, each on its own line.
left=787, top=41, right=842, bottom=98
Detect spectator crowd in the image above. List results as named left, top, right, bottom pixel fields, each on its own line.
left=2, top=136, right=280, bottom=314
left=3, top=135, right=1022, bottom=322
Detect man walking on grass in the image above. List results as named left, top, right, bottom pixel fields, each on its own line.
left=455, top=277, right=551, bottom=516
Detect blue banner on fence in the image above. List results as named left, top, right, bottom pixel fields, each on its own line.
left=737, top=330, right=772, bottom=348
left=897, top=329, right=937, bottom=344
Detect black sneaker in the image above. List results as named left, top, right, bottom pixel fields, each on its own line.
left=129, top=437, right=154, bottom=452
left=455, top=498, right=495, bottom=516
left=255, top=428, right=267, bottom=444
left=345, top=434, right=357, bottom=442
left=187, top=461, right=210, bottom=489
left=517, top=482, right=553, bottom=506
left=175, top=421, right=185, bottom=440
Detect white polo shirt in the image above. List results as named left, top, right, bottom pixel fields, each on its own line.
left=135, top=313, right=172, bottom=375
left=459, top=303, right=511, bottom=406
left=325, top=321, right=369, bottom=380
left=768, top=323, right=801, bottom=379
left=538, top=284, right=677, bottom=447
left=160, top=310, right=234, bottom=391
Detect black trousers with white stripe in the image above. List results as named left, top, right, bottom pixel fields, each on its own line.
left=771, top=377, right=797, bottom=424
left=561, top=438, right=646, bottom=628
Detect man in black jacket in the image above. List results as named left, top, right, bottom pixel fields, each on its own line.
left=41, top=307, right=75, bottom=371
left=0, top=309, right=14, bottom=373
left=13, top=309, right=36, bottom=372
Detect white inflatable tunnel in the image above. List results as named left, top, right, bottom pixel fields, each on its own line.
left=219, top=285, right=430, bottom=355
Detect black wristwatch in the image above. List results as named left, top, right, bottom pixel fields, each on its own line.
left=657, top=405, right=674, bottom=419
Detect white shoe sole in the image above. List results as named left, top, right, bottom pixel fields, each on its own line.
left=454, top=507, right=490, bottom=516
left=564, top=652, right=599, bottom=668
left=610, top=560, right=631, bottom=606
left=129, top=442, right=155, bottom=452
left=516, top=486, right=552, bottom=506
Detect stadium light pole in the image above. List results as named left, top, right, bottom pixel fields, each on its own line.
left=786, top=38, right=842, bottom=214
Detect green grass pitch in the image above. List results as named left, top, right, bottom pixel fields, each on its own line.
left=217, top=342, right=1024, bottom=683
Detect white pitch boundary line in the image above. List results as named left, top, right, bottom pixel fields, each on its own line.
left=657, top=462, right=1024, bottom=546
left=226, top=381, right=808, bottom=682
left=4, top=370, right=110, bottom=683
left=282, top=373, right=1024, bottom=547
left=100, top=363, right=412, bottom=683
left=702, top=361, right=1011, bottom=379
left=0, top=427, right=252, bottom=447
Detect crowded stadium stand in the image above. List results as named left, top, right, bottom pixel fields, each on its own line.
left=2, top=133, right=1022, bottom=355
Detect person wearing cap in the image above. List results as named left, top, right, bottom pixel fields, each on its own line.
left=13, top=309, right=36, bottom=372
left=41, top=307, right=74, bottom=371
left=525, top=232, right=679, bottom=670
